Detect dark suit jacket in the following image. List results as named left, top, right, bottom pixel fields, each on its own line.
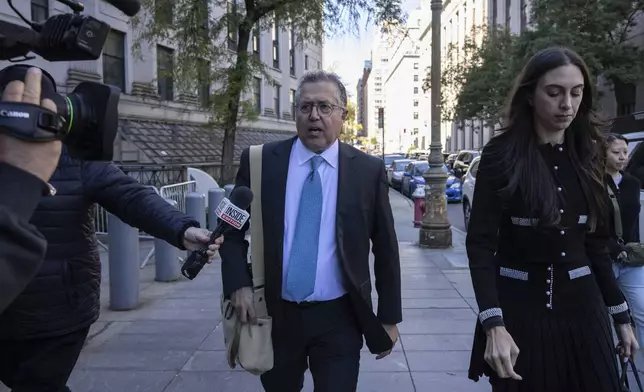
left=219, top=137, right=402, bottom=354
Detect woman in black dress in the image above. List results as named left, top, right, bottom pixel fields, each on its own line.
left=467, top=47, right=639, bottom=392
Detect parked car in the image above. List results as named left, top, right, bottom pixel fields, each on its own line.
left=445, top=153, right=457, bottom=170
left=453, top=150, right=480, bottom=178
left=461, top=156, right=481, bottom=231
left=400, top=161, right=462, bottom=202
left=383, top=154, right=405, bottom=170
left=387, top=159, right=412, bottom=189
left=624, top=131, right=644, bottom=156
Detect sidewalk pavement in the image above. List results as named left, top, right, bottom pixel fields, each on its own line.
left=2, top=191, right=491, bottom=392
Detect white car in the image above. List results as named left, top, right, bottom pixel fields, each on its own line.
left=461, top=156, right=481, bottom=231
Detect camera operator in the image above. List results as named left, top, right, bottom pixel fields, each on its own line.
left=0, top=67, right=60, bottom=314
left=0, top=66, right=223, bottom=392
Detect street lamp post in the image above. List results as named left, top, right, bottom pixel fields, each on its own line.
left=419, top=0, right=452, bottom=248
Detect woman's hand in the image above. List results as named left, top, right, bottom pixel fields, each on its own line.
left=616, top=323, right=639, bottom=359
left=485, top=326, right=522, bottom=380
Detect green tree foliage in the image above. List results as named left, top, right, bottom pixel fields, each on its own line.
left=132, top=0, right=404, bottom=182
left=339, top=100, right=360, bottom=143
left=438, top=0, right=644, bottom=125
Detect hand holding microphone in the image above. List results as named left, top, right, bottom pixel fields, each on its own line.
left=181, top=186, right=254, bottom=280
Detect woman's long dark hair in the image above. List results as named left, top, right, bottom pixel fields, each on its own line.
left=492, top=47, right=607, bottom=231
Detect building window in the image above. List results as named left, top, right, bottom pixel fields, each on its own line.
left=413, top=75, right=419, bottom=82
left=289, top=28, right=296, bottom=76
left=227, top=0, right=238, bottom=50
left=253, top=77, right=262, bottom=113
left=290, top=89, right=296, bottom=118
left=156, top=45, right=174, bottom=100
left=272, top=20, right=280, bottom=68
left=413, top=100, right=419, bottom=107
left=252, top=22, right=260, bottom=59
left=31, top=0, right=48, bottom=22
left=413, top=63, right=419, bottom=69
left=616, top=81, right=637, bottom=116
left=274, top=84, right=281, bottom=118
left=413, top=112, right=419, bottom=119
left=102, top=30, right=126, bottom=91
left=414, top=87, right=418, bottom=94
left=317, top=60, right=321, bottom=69
left=197, top=60, right=211, bottom=108
left=155, top=0, right=173, bottom=25
left=305, top=55, right=309, bottom=70
left=413, top=128, right=419, bottom=135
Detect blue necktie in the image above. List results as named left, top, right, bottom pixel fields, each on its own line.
left=285, top=155, right=324, bottom=302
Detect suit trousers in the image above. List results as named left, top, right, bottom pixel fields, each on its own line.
left=0, top=326, right=90, bottom=392
left=260, top=295, right=363, bottom=392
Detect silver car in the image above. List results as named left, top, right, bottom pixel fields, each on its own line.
left=387, top=159, right=412, bottom=189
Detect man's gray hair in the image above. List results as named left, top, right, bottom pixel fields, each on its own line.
left=294, top=70, right=348, bottom=108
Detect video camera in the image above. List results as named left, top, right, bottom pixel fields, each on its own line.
left=0, top=0, right=141, bottom=161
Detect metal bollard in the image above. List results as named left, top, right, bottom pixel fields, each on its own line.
left=154, top=199, right=182, bottom=282
left=208, top=188, right=226, bottom=230
left=224, top=184, right=235, bottom=198
left=108, top=214, right=140, bottom=310
left=186, top=192, right=207, bottom=228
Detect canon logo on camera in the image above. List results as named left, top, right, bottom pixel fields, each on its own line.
left=0, top=110, right=29, bottom=118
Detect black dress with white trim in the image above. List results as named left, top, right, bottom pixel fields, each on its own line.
left=466, top=133, right=629, bottom=392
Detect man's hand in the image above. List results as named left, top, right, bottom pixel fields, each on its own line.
left=0, top=67, right=61, bottom=183
left=182, top=227, right=223, bottom=262
left=376, top=324, right=399, bottom=360
left=231, top=286, right=257, bottom=324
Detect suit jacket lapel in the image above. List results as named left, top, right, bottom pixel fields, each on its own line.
left=336, top=143, right=358, bottom=264
left=266, top=136, right=296, bottom=277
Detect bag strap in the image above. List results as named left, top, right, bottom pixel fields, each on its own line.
left=621, top=357, right=644, bottom=391
left=249, top=145, right=265, bottom=288
left=607, top=185, right=624, bottom=243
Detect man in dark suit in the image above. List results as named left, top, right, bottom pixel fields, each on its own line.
left=219, top=70, right=402, bottom=392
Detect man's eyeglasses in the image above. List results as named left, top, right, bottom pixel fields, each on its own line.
left=297, top=102, right=345, bottom=117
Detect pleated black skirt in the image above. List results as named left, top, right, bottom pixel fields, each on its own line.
left=469, top=261, right=621, bottom=392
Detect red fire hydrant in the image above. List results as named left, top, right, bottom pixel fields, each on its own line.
left=412, top=187, right=425, bottom=228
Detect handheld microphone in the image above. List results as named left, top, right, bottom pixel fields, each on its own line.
left=181, top=186, right=254, bottom=280
left=104, top=0, right=142, bottom=17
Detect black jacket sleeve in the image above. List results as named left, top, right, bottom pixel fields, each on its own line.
left=81, top=161, right=199, bottom=250
left=588, top=194, right=631, bottom=325
left=371, top=160, right=402, bottom=325
left=466, top=144, right=506, bottom=332
left=218, top=148, right=253, bottom=297
left=0, top=164, right=49, bottom=313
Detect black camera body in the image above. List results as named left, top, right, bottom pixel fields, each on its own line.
left=0, top=0, right=141, bottom=161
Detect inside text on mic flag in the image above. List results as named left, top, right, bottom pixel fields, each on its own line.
left=215, top=198, right=250, bottom=229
